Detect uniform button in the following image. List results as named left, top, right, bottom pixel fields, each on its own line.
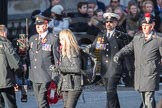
left=114, top=46, right=116, bottom=48
left=105, top=60, right=108, bottom=63
left=106, top=55, right=108, bottom=57
left=106, top=43, right=109, bottom=45
left=36, top=51, right=38, bottom=53
left=106, top=49, right=109, bottom=51
left=34, top=66, right=36, bottom=69
left=34, top=59, right=37, bottom=61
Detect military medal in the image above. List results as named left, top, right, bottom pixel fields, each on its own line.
left=42, top=44, right=51, bottom=51
left=96, top=37, right=105, bottom=50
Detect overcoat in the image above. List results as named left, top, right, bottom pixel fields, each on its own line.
left=28, top=32, right=59, bottom=83
left=115, top=31, right=162, bottom=91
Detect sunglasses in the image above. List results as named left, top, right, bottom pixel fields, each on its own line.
left=105, top=21, right=113, bottom=23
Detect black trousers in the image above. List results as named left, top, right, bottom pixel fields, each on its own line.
left=0, top=87, right=17, bottom=108
left=33, top=82, right=50, bottom=108
left=103, top=77, right=120, bottom=108
left=62, top=90, right=82, bottom=108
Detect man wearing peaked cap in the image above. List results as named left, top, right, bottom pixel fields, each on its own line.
left=28, top=12, right=59, bottom=107
left=114, top=12, right=162, bottom=108
left=35, top=15, right=51, bottom=25
left=86, top=12, right=131, bottom=108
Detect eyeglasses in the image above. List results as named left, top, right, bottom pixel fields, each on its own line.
left=111, top=1, right=118, bottom=3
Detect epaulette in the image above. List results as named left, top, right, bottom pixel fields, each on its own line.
left=114, top=30, right=125, bottom=38
left=115, top=30, right=129, bottom=36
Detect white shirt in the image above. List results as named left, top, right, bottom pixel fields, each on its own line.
left=39, top=30, right=48, bottom=39
left=144, top=31, right=153, bottom=41
left=107, top=29, right=115, bottom=39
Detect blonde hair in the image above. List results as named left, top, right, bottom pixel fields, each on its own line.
left=59, top=29, right=80, bottom=60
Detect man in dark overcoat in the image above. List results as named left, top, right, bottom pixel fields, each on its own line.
left=114, top=12, right=162, bottom=108
left=28, top=15, right=59, bottom=108
left=89, top=12, right=130, bottom=108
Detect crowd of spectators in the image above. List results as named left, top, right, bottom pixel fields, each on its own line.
left=39, top=0, right=162, bottom=36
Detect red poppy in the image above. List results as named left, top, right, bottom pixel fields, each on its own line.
left=41, top=38, right=47, bottom=44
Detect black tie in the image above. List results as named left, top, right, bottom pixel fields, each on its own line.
left=37, top=37, right=42, bottom=49
left=38, top=37, right=42, bottom=45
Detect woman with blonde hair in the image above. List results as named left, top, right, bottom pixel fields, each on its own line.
left=57, top=29, right=82, bottom=108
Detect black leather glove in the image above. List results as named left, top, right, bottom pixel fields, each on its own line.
left=113, top=55, right=120, bottom=64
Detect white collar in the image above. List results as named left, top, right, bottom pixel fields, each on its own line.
left=39, top=30, right=48, bottom=39
left=145, top=31, right=153, bottom=40
left=107, top=29, right=115, bottom=38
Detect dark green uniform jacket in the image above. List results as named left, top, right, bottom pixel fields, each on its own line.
left=28, top=32, right=59, bottom=83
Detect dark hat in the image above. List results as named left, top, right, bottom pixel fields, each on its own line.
left=103, top=12, right=120, bottom=22
left=141, top=13, right=155, bottom=24
left=35, top=15, right=51, bottom=25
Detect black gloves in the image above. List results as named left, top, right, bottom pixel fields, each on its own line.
left=113, top=55, right=120, bottom=64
